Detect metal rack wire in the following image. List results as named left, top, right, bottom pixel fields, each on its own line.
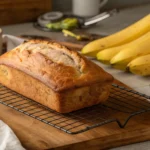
left=0, top=83, right=149, bottom=134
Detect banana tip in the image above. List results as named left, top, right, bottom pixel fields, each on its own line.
left=110, top=59, right=115, bottom=65
left=126, top=66, right=130, bottom=72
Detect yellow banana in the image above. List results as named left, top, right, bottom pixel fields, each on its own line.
left=81, top=14, right=150, bottom=57
left=96, top=44, right=123, bottom=65
left=97, top=46, right=124, bottom=64
left=127, top=54, right=150, bottom=76
left=110, top=32, right=150, bottom=70
left=97, top=31, right=150, bottom=64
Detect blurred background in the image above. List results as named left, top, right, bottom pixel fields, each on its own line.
left=52, top=0, right=150, bottom=12
left=0, top=0, right=150, bottom=26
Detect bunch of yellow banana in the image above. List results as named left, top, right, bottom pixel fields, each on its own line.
left=110, top=31, right=150, bottom=70
left=97, top=31, right=150, bottom=65
left=81, top=14, right=150, bottom=57
left=81, top=14, right=150, bottom=76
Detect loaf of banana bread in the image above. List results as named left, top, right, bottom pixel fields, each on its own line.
left=0, top=40, right=113, bottom=113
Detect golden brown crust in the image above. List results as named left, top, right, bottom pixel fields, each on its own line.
left=0, top=65, right=111, bottom=113
left=0, top=65, right=62, bottom=111
left=0, top=40, right=113, bottom=92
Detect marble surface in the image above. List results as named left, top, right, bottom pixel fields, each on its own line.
left=93, top=60, right=150, bottom=96
left=0, top=4, right=150, bottom=150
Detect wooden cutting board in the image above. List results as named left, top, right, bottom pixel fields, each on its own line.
left=0, top=42, right=149, bottom=150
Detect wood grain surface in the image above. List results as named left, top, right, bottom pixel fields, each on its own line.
left=0, top=0, right=51, bottom=25
left=0, top=42, right=149, bottom=150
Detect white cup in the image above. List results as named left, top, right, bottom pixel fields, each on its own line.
left=72, top=0, right=108, bottom=17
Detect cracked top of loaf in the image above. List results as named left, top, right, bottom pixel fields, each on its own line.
left=0, top=40, right=113, bottom=92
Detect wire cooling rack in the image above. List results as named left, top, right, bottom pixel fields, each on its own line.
left=0, top=83, right=149, bottom=134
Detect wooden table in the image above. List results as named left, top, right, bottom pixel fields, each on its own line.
left=0, top=42, right=149, bottom=150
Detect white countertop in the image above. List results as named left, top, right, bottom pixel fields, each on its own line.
left=93, top=60, right=150, bottom=96
left=0, top=4, right=150, bottom=150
